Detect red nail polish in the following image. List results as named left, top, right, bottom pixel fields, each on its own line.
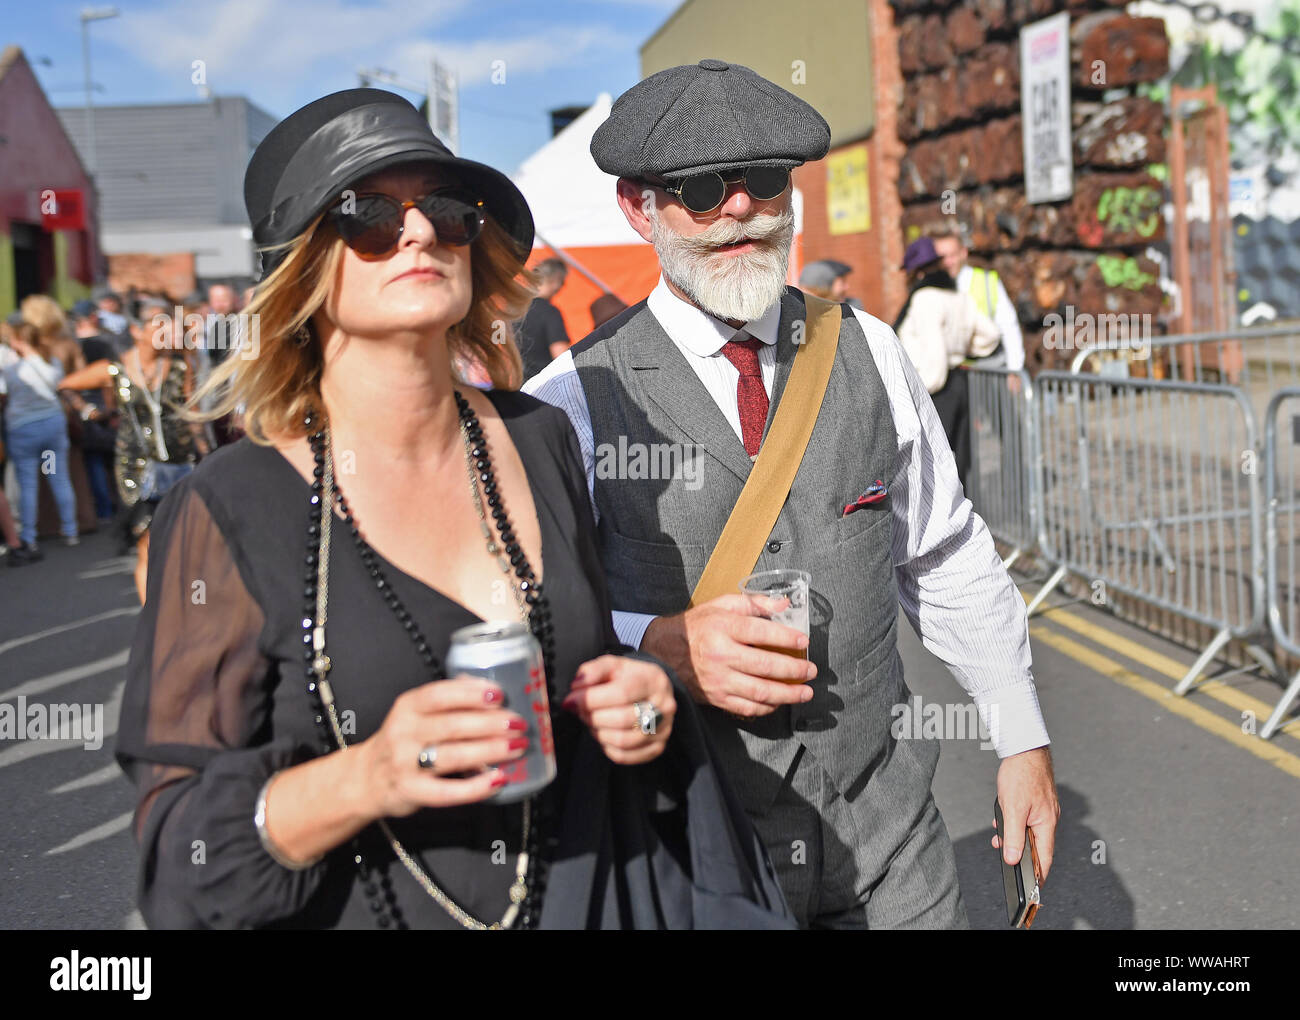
left=490, top=773, right=509, bottom=788
left=484, top=689, right=503, bottom=704
left=507, top=736, right=529, bottom=751
left=506, top=718, right=528, bottom=732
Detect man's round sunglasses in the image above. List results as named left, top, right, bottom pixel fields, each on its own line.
left=653, top=166, right=790, bottom=214
left=328, top=189, right=485, bottom=258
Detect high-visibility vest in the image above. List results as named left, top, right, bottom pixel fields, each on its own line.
left=968, top=266, right=999, bottom=319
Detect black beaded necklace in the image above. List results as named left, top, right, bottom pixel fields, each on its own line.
left=300, top=388, right=557, bottom=929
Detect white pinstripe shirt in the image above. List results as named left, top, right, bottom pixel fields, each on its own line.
left=523, top=276, right=1049, bottom=757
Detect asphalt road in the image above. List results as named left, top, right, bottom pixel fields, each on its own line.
left=0, top=527, right=1296, bottom=929
left=911, top=573, right=1300, bottom=931
left=1, top=527, right=141, bottom=930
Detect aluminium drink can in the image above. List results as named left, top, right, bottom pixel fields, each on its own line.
left=445, top=621, right=555, bottom=804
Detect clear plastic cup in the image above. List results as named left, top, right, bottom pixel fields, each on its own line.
left=739, top=568, right=811, bottom=668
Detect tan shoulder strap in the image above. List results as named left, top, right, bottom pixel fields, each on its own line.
left=688, top=294, right=842, bottom=607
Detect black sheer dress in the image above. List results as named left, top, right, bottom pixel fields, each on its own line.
left=114, top=389, right=616, bottom=929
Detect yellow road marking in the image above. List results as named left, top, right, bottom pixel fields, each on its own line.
left=1027, top=599, right=1300, bottom=739
left=1028, top=625, right=1300, bottom=779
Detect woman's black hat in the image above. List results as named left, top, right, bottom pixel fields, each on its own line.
left=245, top=88, right=534, bottom=276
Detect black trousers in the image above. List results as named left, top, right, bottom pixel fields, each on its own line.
left=930, top=368, right=970, bottom=492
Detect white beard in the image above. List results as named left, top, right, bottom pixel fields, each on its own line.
left=649, top=203, right=794, bottom=322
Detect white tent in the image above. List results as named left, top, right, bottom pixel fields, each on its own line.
left=513, top=93, right=645, bottom=250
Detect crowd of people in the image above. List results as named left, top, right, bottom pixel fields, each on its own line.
left=790, top=238, right=1023, bottom=494
left=892, top=232, right=1023, bottom=489
left=0, top=283, right=249, bottom=596
left=108, top=66, right=1056, bottom=932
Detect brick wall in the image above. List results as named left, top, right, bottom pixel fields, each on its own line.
left=107, top=252, right=196, bottom=302
left=889, top=0, right=1172, bottom=371
left=793, top=0, right=909, bottom=323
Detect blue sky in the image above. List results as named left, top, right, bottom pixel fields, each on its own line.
left=12, top=0, right=681, bottom=175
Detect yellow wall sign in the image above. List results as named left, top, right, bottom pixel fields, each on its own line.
left=827, top=146, right=870, bottom=235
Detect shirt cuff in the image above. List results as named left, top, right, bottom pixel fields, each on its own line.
left=612, top=610, right=657, bottom=651
left=973, top=682, right=1051, bottom=758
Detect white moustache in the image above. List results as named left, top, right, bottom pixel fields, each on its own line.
left=676, top=208, right=796, bottom=255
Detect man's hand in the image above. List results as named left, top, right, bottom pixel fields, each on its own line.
left=640, top=593, right=816, bottom=718
left=992, top=746, right=1059, bottom=880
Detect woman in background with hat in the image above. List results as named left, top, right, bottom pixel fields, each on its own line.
left=110, top=89, right=786, bottom=930
left=893, top=236, right=1000, bottom=490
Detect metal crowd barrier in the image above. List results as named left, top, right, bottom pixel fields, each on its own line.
left=1070, top=324, right=1300, bottom=395
left=965, top=367, right=1038, bottom=569
left=963, top=351, right=1300, bottom=737
left=1024, top=373, right=1267, bottom=696
left=1262, top=387, right=1300, bottom=739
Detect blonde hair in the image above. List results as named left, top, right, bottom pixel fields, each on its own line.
left=10, top=322, right=41, bottom=356
left=191, top=212, right=535, bottom=445
left=20, top=294, right=67, bottom=359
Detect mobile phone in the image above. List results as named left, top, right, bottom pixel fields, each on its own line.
left=994, top=798, right=1042, bottom=928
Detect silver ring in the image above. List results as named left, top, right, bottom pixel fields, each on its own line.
left=417, top=745, right=439, bottom=770
left=632, top=701, right=661, bottom=736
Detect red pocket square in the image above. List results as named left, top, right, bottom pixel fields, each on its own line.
left=842, top=480, right=887, bottom=516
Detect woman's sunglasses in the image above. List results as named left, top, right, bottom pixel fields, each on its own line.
left=328, top=189, right=486, bottom=258
left=655, top=165, right=790, bottom=214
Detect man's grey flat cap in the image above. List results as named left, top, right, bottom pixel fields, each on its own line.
left=591, top=59, right=830, bottom=181
left=799, top=259, right=852, bottom=289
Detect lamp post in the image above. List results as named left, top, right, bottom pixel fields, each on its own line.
left=356, top=64, right=459, bottom=153
left=79, top=6, right=119, bottom=178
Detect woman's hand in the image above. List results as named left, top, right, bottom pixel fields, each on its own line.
left=560, top=654, right=676, bottom=765
left=356, top=675, right=530, bottom=818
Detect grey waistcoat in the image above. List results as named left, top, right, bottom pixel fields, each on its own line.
left=572, top=288, right=938, bottom=854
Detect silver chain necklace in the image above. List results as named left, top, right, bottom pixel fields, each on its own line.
left=310, top=423, right=531, bottom=930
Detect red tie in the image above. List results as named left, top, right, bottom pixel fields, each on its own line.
left=720, top=333, right=768, bottom=459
